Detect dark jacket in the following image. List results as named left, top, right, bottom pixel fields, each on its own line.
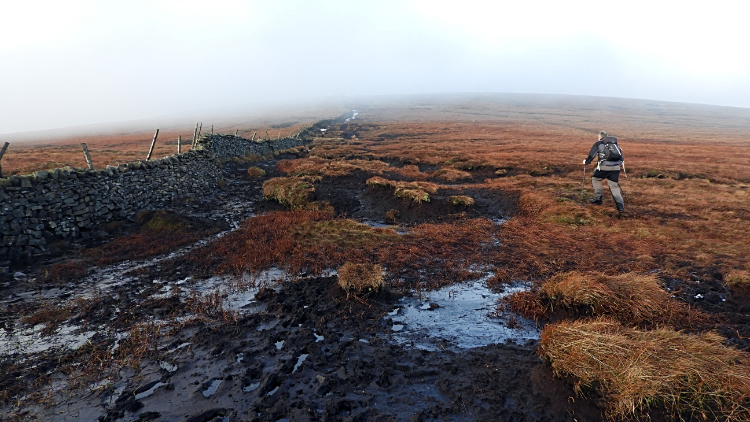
left=584, top=137, right=623, bottom=168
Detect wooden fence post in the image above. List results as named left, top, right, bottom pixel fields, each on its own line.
left=265, top=131, right=270, bottom=140
left=198, top=123, right=202, bottom=139
left=192, top=123, right=199, bottom=147
left=81, top=143, right=95, bottom=170
left=178, top=135, right=182, bottom=154
left=146, top=129, right=159, bottom=160
left=251, top=132, right=256, bottom=141
left=235, top=129, right=238, bottom=136
left=211, top=125, right=213, bottom=134
left=0, top=142, right=9, bottom=177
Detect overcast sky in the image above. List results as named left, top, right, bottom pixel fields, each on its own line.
left=2, top=0, right=749, bottom=135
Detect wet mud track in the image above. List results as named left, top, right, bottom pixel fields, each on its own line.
left=98, top=278, right=600, bottom=422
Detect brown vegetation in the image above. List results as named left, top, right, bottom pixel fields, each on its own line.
left=262, top=177, right=315, bottom=209
left=337, top=262, right=384, bottom=297
left=433, top=167, right=472, bottom=182
left=186, top=210, right=497, bottom=289
left=246, top=166, right=266, bottom=177
left=511, top=271, right=704, bottom=328
left=449, top=195, right=475, bottom=206
left=540, top=319, right=750, bottom=420
left=366, top=176, right=439, bottom=203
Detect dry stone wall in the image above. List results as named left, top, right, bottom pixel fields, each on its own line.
left=0, top=116, right=346, bottom=267
left=0, top=113, right=351, bottom=267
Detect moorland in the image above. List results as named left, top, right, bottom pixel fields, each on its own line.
left=2, top=93, right=750, bottom=421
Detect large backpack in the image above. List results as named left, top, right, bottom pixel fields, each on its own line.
left=599, top=136, right=623, bottom=162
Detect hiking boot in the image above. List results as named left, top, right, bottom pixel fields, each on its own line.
left=616, top=203, right=625, bottom=217
left=589, top=198, right=602, bottom=205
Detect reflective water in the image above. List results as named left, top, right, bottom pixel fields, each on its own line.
left=388, top=277, right=538, bottom=351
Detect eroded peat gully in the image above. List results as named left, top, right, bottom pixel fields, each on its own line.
left=3, top=98, right=750, bottom=422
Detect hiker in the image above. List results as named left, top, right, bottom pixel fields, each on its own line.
left=583, top=131, right=625, bottom=214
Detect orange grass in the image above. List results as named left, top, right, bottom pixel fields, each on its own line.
left=262, top=177, right=315, bottom=209
left=433, top=168, right=472, bottom=182
left=540, top=319, right=750, bottom=420
left=366, top=176, right=439, bottom=203
left=537, top=271, right=704, bottom=327
left=277, top=157, right=390, bottom=180
left=190, top=210, right=498, bottom=288
left=337, top=262, right=384, bottom=297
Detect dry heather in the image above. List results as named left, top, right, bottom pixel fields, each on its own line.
left=262, top=177, right=314, bottom=209
left=539, top=319, right=750, bottom=421
left=337, top=262, right=384, bottom=297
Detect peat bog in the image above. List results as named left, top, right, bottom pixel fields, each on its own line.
left=2, top=96, right=750, bottom=421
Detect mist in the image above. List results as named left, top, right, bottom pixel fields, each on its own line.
left=2, top=0, right=749, bottom=137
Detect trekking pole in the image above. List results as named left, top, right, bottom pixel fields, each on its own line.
left=619, top=162, right=630, bottom=204
left=581, top=162, right=586, bottom=201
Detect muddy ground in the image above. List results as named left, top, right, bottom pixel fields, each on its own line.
left=3, top=148, right=734, bottom=422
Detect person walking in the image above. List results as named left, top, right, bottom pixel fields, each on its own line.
left=583, top=131, right=625, bottom=214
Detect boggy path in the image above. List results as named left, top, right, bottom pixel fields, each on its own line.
left=96, top=278, right=600, bottom=422
left=1, top=155, right=603, bottom=422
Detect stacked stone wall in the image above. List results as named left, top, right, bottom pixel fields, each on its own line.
left=0, top=112, right=351, bottom=267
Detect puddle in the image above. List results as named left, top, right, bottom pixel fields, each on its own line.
left=0, top=323, right=97, bottom=356
left=388, top=277, right=538, bottom=351
left=292, top=354, right=308, bottom=373
left=275, top=340, right=284, bottom=350
left=168, top=342, right=191, bottom=353
left=135, top=382, right=168, bottom=400
left=267, top=386, right=279, bottom=396
left=159, top=361, right=178, bottom=372
left=359, top=219, right=407, bottom=235
left=202, top=379, right=223, bottom=397
left=313, top=331, right=324, bottom=342
left=243, top=382, right=260, bottom=392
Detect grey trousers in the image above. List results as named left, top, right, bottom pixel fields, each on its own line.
left=592, top=176, right=624, bottom=207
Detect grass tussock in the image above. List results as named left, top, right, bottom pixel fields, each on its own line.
left=366, top=176, right=395, bottom=188
left=724, top=269, right=750, bottom=287
left=433, top=168, right=472, bottom=182
left=338, top=262, right=384, bottom=297
left=366, top=176, right=439, bottom=204
left=539, top=319, right=750, bottom=420
left=262, top=177, right=315, bottom=209
left=246, top=166, right=266, bottom=177
left=449, top=195, right=475, bottom=206
left=508, top=271, right=703, bottom=327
